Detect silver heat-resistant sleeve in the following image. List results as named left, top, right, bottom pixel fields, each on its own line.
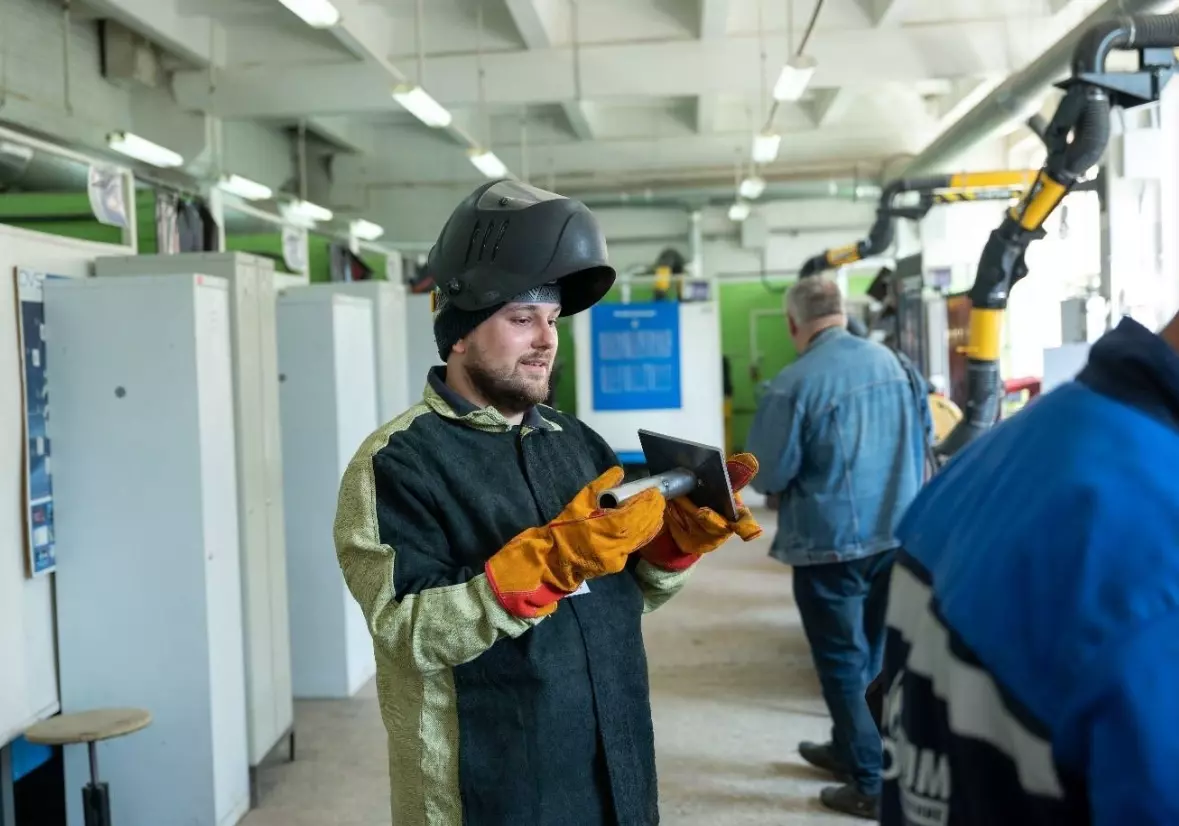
left=598, top=469, right=698, bottom=509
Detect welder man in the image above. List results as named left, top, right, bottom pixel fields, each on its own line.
left=333, top=179, right=763, bottom=826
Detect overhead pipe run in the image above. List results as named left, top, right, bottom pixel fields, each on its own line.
left=574, top=178, right=882, bottom=210
left=936, top=13, right=1179, bottom=459
left=898, top=0, right=1179, bottom=179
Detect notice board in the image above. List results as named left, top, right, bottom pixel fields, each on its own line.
left=590, top=302, right=682, bottom=411
left=14, top=268, right=63, bottom=578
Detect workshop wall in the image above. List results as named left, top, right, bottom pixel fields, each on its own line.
left=550, top=199, right=881, bottom=449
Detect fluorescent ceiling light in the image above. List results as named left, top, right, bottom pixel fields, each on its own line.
left=217, top=174, right=273, bottom=201
left=772, top=55, right=817, bottom=102
left=752, top=132, right=781, bottom=164
left=738, top=176, right=766, bottom=199
left=285, top=199, right=333, bottom=222
left=107, top=131, right=184, bottom=168
left=728, top=201, right=751, bottom=222
left=276, top=0, right=341, bottom=28
left=468, top=148, right=508, bottom=179
left=351, top=219, right=385, bottom=241
left=392, top=85, right=453, bottom=128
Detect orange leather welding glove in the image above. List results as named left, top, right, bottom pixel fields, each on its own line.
left=486, top=467, right=666, bottom=619
left=639, top=453, right=764, bottom=572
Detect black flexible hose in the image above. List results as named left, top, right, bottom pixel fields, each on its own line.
left=934, top=360, right=1002, bottom=458
left=1061, top=89, right=1111, bottom=180
left=1026, top=114, right=1049, bottom=142
left=799, top=254, right=827, bottom=278
left=1073, top=14, right=1179, bottom=76
left=865, top=209, right=894, bottom=254
left=796, top=176, right=930, bottom=278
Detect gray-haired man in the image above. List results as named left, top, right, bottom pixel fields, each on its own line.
left=746, top=276, right=932, bottom=819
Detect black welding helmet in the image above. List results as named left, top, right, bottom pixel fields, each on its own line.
left=427, top=179, right=616, bottom=316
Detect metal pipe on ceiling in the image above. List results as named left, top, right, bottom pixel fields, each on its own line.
left=574, top=178, right=881, bottom=209
left=899, top=0, right=1179, bottom=179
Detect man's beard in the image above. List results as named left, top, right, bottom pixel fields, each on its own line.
left=466, top=355, right=552, bottom=416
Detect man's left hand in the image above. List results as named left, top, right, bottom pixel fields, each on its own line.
left=639, top=454, right=764, bottom=571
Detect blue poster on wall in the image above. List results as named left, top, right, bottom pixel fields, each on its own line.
left=15, top=268, right=63, bottom=578
left=591, top=302, right=682, bottom=411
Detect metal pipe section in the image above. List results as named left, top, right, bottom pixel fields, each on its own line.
left=688, top=210, right=703, bottom=278
left=898, top=0, right=1177, bottom=179
left=575, top=179, right=882, bottom=209
left=598, top=469, right=698, bottom=509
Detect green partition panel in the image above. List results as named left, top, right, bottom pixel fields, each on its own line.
left=136, top=189, right=158, bottom=254
left=225, top=233, right=294, bottom=273
left=360, top=250, right=388, bottom=280
left=553, top=319, right=578, bottom=413
left=721, top=275, right=874, bottom=451
left=306, top=234, right=332, bottom=282
left=0, top=192, right=126, bottom=245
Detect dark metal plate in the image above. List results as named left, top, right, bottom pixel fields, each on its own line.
left=637, top=429, right=738, bottom=522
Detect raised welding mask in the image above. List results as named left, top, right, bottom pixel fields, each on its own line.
left=429, top=179, right=617, bottom=360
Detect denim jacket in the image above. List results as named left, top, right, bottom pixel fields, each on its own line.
left=747, top=327, right=932, bottom=566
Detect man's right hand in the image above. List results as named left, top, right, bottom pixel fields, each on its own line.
left=485, top=467, right=665, bottom=618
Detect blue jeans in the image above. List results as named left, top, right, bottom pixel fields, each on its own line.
left=792, top=548, right=896, bottom=796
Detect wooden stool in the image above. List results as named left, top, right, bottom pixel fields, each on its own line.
left=24, top=708, right=152, bottom=826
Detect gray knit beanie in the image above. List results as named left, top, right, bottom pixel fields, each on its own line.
left=433, top=282, right=563, bottom=361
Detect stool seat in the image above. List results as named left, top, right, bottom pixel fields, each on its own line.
left=24, top=708, right=152, bottom=746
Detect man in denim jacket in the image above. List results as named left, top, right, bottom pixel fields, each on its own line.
left=747, top=275, right=931, bottom=819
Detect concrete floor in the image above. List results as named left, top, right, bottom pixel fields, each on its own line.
left=243, top=514, right=860, bottom=825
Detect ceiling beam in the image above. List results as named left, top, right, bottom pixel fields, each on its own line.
left=305, top=117, right=374, bottom=155
left=502, top=0, right=597, bottom=139
left=330, top=123, right=923, bottom=184
left=174, top=18, right=1038, bottom=118
left=695, top=0, right=729, bottom=138
left=699, top=0, right=730, bottom=38
left=853, top=0, right=912, bottom=26
left=77, top=0, right=222, bottom=67
left=801, top=89, right=857, bottom=127
left=695, top=96, right=718, bottom=133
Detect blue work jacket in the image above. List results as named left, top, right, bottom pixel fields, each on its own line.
left=747, top=326, right=931, bottom=566
left=881, top=317, right=1179, bottom=824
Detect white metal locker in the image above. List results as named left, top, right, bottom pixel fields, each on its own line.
left=93, top=253, right=293, bottom=779
left=46, top=274, right=250, bottom=826
left=311, top=280, right=412, bottom=424
left=276, top=289, right=379, bottom=699
left=405, top=291, right=441, bottom=404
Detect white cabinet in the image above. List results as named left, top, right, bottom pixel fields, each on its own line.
left=276, top=289, right=379, bottom=699
left=93, top=253, right=292, bottom=773
left=46, top=275, right=250, bottom=826
left=404, top=291, right=440, bottom=405
left=311, top=281, right=411, bottom=424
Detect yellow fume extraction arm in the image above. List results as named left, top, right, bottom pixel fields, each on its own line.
left=796, top=170, right=1038, bottom=279
left=937, top=13, right=1179, bottom=458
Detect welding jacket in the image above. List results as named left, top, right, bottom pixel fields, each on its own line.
left=334, top=366, right=694, bottom=826
left=881, top=317, right=1179, bottom=825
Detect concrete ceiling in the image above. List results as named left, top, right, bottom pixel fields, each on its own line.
left=68, top=0, right=1110, bottom=232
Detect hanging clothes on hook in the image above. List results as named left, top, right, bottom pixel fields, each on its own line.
left=155, top=192, right=181, bottom=254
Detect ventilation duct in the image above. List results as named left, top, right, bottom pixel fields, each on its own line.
left=899, top=0, right=1179, bottom=178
